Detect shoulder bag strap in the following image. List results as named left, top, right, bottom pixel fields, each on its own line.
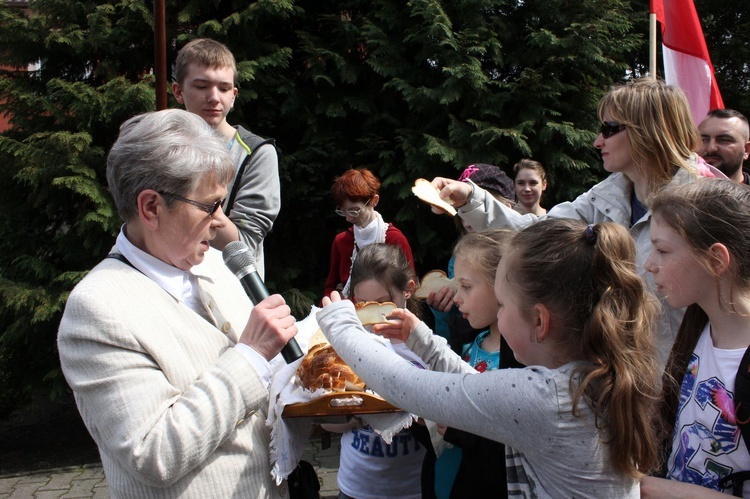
left=106, top=253, right=144, bottom=275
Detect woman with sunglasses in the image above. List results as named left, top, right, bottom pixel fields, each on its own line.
left=323, top=167, right=414, bottom=299
left=429, top=78, right=722, bottom=369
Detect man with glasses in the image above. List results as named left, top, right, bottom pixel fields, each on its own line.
left=58, top=109, right=297, bottom=498
left=323, top=168, right=414, bottom=299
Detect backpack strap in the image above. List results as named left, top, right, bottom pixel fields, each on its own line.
left=735, top=346, right=750, bottom=448
left=717, top=346, right=750, bottom=496
left=225, top=132, right=278, bottom=216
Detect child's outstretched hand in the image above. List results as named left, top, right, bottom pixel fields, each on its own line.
left=321, top=291, right=343, bottom=306
left=371, top=308, right=420, bottom=343
left=431, top=177, right=472, bottom=210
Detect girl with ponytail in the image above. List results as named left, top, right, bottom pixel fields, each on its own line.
left=316, top=218, right=661, bottom=497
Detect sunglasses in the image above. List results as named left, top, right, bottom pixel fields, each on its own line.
left=159, top=191, right=225, bottom=216
left=335, top=198, right=372, bottom=217
left=600, top=121, right=627, bottom=139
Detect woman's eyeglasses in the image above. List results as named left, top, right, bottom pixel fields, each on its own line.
left=159, top=191, right=225, bottom=216
left=600, top=121, right=627, bottom=139
left=335, top=198, right=372, bottom=217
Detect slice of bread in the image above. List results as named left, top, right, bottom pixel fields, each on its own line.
left=414, top=270, right=457, bottom=299
left=412, top=178, right=457, bottom=216
left=355, top=301, right=398, bottom=325
left=308, top=328, right=328, bottom=349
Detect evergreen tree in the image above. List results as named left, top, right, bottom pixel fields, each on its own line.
left=695, top=0, right=750, bottom=114
left=0, top=0, right=642, bottom=410
left=0, top=0, right=158, bottom=413
left=253, top=0, right=643, bottom=293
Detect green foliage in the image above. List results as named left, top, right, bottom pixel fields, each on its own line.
left=281, top=288, right=315, bottom=321
left=0, top=0, right=643, bottom=408
left=694, top=0, right=750, bottom=114
left=257, top=0, right=641, bottom=294
left=0, top=0, right=157, bottom=409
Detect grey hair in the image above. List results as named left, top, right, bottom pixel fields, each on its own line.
left=106, top=109, right=235, bottom=222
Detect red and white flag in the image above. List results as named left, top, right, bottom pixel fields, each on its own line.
left=651, top=0, right=724, bottom=124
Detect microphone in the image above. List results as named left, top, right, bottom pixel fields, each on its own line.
left=222, top=241, right=303, bottom=363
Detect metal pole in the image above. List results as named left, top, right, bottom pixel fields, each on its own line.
left=649, top=13, right=657, bottom=79
left=154, top=0, right=167, bottom=110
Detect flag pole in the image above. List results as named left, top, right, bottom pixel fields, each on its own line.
left=649, top=12, right=657, bottom=79
left=154, top=0, right=167, bottom=111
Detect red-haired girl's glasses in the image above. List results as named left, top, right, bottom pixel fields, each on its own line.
left=335, top=198, right=372, bottom=217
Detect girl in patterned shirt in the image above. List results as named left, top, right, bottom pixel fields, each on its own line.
left=643, top=179, right=750, bottom=498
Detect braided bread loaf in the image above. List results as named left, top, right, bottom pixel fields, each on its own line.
left=296, top=340, right=365, bottom=391
left=296, top=302, right=397, bottom=391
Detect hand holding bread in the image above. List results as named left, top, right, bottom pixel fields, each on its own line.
left=425, top=285, right=455, bottom=312
left=429, top=177, right=473, bottom=211
left=414, top=270, right=457, bottom=299
left=355, top=301, right=397, bottom=326
left=370, top=308, right=421, bottom=344
left=412, top=178, right=457, bottom=216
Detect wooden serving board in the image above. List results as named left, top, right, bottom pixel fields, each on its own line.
left=282, top=391, right=402, bottom=419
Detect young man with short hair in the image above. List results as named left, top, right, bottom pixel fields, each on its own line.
left=173, top=38, right=280, bottom=278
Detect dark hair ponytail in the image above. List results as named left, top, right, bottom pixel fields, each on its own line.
left=504, top=219, right=661, bottom=477
left=576, top=223, right=661, bottom=477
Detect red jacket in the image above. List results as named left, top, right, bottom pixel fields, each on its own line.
left=323, top=224, right=414, bottom=299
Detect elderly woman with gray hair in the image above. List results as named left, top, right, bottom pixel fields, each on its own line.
left=58, top=109, right=297, bottom=498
